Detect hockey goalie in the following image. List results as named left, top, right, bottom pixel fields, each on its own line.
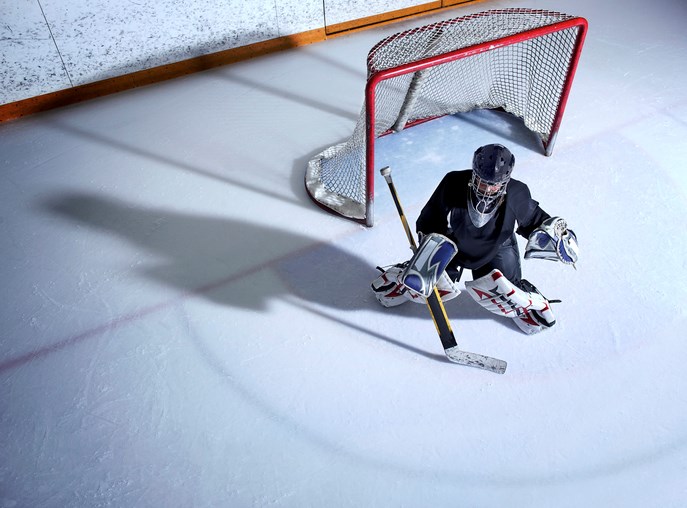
left=372, top=143, right=579, bottom=334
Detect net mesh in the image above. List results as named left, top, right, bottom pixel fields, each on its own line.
left=306, top=8, right=585, bottom=223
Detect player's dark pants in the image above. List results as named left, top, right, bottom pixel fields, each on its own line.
left=447, top=234, right=523, bottom=288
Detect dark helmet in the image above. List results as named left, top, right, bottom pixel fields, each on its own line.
left=468, top=144, right=515, bottom=227
left=472, top=144, right=515, bottom=183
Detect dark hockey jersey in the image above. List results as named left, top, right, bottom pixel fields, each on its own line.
left=416, top=170, right=550, bottom=269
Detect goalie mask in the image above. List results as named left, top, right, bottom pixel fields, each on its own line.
left=468, top=144, right=515, bottom=228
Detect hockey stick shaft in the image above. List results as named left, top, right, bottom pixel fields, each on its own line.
left=380, top=167, right=417, bottom=251
left=380, top=166, right=456, bottom=349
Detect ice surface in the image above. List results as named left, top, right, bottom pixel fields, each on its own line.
left=1, top=0, right=687, bottom=506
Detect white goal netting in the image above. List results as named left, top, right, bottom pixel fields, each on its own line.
left=306, top=8, right=587, bottom=225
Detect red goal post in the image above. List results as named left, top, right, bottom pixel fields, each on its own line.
left=306, top=8, right=588, bottom=226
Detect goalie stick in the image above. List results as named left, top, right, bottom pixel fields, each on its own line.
left=380, top=166, right=507, bottom=374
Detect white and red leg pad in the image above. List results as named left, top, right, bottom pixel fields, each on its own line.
left=371, top=263, right=460, bottom=307
left=371, top=264, right=415, bottom=307
left=464, top=269, right=556, bottom=334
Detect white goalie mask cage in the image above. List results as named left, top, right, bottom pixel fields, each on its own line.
left=467, top=175, right=508, bottom=228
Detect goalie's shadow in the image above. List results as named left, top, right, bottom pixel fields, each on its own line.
left=42, top=193, right=519, bottom=353
left=42, top=192, right=379, bottom=313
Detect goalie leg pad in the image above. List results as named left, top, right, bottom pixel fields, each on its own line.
left=511, top=307, right=556, bottom=335
left=464, top=269, right=556, bottom=334
left=371, top=264, right=411, bottom=307
left=434, top=272, right=461, bottom=302
left=371, top=263, right=460, bottom=307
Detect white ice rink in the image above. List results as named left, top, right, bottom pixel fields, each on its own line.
left=1, top=0, right=686, bottom=506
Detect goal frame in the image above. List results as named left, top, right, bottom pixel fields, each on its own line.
left=309, top=10, right=588, bottom=226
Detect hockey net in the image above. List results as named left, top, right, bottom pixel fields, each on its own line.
left=305, top=8, right=587, bottom=226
